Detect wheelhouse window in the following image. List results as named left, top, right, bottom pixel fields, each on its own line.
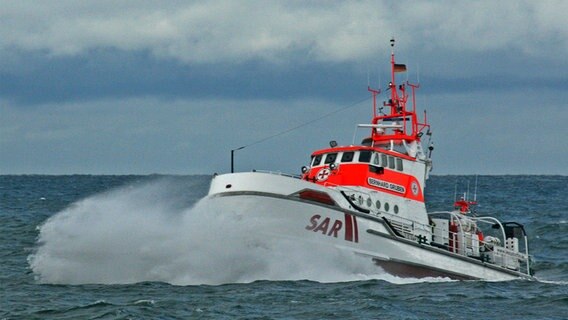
left=324, top=153, right=337, bottom=164
left=396, top=158, right=403, bottom=171
left=372, top=153, right=381, bottom=165
left=388, top=156, right=395, bottom=169
left=312, top=154, right=323, bottom=166
left=376, top=142, right=390, bottom=150
left=381, top=154, right=388, bottom=167
left=341, top=152, right=354, bottom=162
left=392, top=143, right=407, bottom=155
left=359, top=150, right=372, bottom=163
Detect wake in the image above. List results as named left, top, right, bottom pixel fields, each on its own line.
left=29, top=178, right=452, bottom=285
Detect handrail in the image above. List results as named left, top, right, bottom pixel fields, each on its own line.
left=430, top=212, right=508, bottom=245
left=428, top=211, right=530, bottom=275
left=252, top=170, right=302, bottom=179
left=284, top=177, right=530, bottom=275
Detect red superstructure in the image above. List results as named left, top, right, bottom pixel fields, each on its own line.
left=302, top=38, right=433, bottom=203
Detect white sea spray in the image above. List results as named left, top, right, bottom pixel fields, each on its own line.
left=28, top=178, right=448, bottom=285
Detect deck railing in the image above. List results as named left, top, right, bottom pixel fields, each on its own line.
left=249, top=170, right=531, bottom=275
left=328, top=184, right=531, bottom=275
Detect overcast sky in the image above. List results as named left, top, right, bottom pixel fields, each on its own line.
left=1, top=1, right=567, bottom=175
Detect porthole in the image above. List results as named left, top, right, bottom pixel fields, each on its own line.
left=384, top=202, right=390, bottom=212
left=376, top=200, right=381, bottom=209
left=394, top=205, right=399, bottom=214
left=366, top=198, right=372, bottom=207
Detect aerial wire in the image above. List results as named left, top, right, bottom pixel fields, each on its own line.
left=236, top=95, right=371, bottom=150
left=230, top=95, right=372, bottom=172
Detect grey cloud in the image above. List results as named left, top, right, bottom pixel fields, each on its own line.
left=1, top=1, right=566, bottom=175
left=1, top=1, right=566, bottom=65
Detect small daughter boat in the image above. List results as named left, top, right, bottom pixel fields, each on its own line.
left=206, top=39, right=533, bottom=280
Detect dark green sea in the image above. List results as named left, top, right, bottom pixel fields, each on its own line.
left=1, top=175, right=567, bottom=319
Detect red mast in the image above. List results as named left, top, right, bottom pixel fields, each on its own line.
left=366, top=38, right=429, bottom=152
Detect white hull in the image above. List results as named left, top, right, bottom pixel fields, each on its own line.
left=207, top=172, right=529, bottom=281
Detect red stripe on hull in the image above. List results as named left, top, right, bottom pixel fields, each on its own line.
left=344, top=213, right=353, bottom=242
left=344, top=213, right=359, bottom=243
left=353, top=215, right=359, bottom=243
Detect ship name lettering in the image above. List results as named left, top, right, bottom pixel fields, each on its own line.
left=367, top=177, right=406, bottom=194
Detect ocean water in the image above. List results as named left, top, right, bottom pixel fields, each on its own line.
left=1, top=175, right=566, bottom=319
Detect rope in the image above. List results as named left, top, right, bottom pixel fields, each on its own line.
left=234, top=95, right=371, bottom=151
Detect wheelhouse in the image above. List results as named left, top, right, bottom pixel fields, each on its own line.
left=309, top=147, right=410, bottom=173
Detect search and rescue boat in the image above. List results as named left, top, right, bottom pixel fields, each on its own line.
left=206, top=39, right=533, bottom=280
